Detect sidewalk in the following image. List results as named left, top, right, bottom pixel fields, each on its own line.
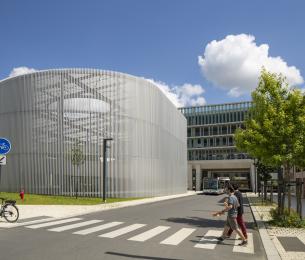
left=1, top=191, right=199, bottom=222
left=247, top=193, right=305, bottom=260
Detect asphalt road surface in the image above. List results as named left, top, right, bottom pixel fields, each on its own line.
left=0, top=193, right=267, bottom=260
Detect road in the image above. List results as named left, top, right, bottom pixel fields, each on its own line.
left=0, top=194, right=267, bottom=260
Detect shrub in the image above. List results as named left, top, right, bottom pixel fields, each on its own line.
left=269, top=207, right=305, bottom=228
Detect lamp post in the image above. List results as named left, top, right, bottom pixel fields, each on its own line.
left=253, top=158, right=257, bottom=194
left=103, top=138, right=113, bottom=203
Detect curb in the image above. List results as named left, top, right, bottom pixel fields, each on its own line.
left=247, top=194, right=281, bottom=260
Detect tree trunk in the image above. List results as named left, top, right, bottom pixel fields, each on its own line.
left=264, top=180, right=267, bottom=201
left=76, top=166, right=79, bottom=199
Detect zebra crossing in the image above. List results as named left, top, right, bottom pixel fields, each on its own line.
left=1, top=216, right=255, bottom=254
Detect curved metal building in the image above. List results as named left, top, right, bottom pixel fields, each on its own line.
left=0, top=69, right=187, bottom=197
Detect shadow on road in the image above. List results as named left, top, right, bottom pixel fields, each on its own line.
left=161, top=216, right=225, bottom=228
left=105, top=252, right=183, bottom=260
left=161, top=216, right=256, bottom=230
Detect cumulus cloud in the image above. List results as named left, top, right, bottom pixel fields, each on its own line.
left=198, top=34, right=304, bottom=96
left=9, top=66, right=37, bottom=77
left=146, top=79, right=206, bottom=107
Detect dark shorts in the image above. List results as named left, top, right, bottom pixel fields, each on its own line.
left=226, top=216, right=238, bottom=230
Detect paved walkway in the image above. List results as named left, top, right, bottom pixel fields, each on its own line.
left=247, top=193, right=305, bottom=260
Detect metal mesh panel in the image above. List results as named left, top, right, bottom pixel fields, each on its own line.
left=0, top=69, right=187, bottom=197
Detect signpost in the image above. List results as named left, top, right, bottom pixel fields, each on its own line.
left=0, top=138, right=11, bottom=155
left=0, top=155, right=6, bottom=165
left=103, top=138, right=113, bottom=203
left=0, top=137, right=11, bottom=187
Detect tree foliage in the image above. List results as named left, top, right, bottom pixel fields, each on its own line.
left=254, top=160, right=274, bottom=181
left=71, top=141, right=85, bottom=166
left=235, top=69, right=305, bottom=178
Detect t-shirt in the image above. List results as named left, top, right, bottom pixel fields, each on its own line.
left=234, top=190, right=244, bottom=215
left=227, top=194, right=238, bottom=218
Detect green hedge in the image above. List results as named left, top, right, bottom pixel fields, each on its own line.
left=269, top=207, right=305, bottom=228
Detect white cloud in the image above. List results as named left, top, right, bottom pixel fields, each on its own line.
left=198, top=34, right=304, bottom=96
left=146, top=79, right=206, bottom=107
left=9, top=66, right=37, bottom=77
left=228, top=87, right=243, bottom=98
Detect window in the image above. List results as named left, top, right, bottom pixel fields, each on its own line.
left=216, top=137, right=220, bottom=146
left=228, top=137, right=233, bottom=146
left=222, top=137, right=227, bottom=146
left=210, top=138, right=214, bottom=147
left=203, top=138, right=207, bottom=147
left=204, top=127, right=208, bottom=136
left=222, top=125, right=227, bottom=134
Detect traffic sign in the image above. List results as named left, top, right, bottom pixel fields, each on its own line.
left=0, top=138, right=11, bottom=154
left=0, top=155, right=6, bottom=165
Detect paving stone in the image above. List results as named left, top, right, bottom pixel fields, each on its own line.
left=277, top=237, right=305, bottom=252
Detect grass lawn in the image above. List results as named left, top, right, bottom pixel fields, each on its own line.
left=0, top=192, right=144, bottom=205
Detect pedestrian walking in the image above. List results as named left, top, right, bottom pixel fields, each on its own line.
left=226, top=183, right=247, bottom=240
left=213, top=186, right=247, bottom=246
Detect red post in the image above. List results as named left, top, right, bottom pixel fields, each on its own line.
left=19, top=189, right=24, bottom=202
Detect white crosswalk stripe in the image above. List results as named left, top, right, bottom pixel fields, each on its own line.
left=99, top=224, right=146, bottom=238
left=4, top=217, right=257, bottom=254
left=0, top=217, right=56, bottom=228
left=194, top=230, right=223, bottom=250
left=26, top=218, right=82, bottom=229
left=48, top=220, right=103, bottom=232
left=128, top=226, right=170, bottom=242
left=233, top=233, right=254, bottom=254
left=160, top=228, right=196, bottom=245
left=73, top=221, right=124, bottom=235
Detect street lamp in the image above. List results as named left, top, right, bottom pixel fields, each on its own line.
left=253, top=158, right=258, bottom=194
left=103, top=138, right=113, bottom=203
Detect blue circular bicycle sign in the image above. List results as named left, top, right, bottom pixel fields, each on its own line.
left=0, top=138, right=11, bottom=155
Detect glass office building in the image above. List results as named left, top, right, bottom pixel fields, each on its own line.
left=179, top=102, right=255, bottom=191
left=0, top=69, right=187, bottom=197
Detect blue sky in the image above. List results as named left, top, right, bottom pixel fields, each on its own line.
left=1, top=0, right=305, bottom=106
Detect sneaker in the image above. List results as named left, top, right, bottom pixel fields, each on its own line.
left=238, top=240, right=248, bottom=246
left=216, top=237, right=224, bottom=241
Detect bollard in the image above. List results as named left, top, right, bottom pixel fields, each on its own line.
left=19, top=189, right=25, bottom=202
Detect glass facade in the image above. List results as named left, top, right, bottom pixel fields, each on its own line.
left=179, top=102, right=252, bottom=161
left=0, top=69, right=187, bottom=197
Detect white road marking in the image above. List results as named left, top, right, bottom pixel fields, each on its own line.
left=233, top=233, right=254, bottom=254
left=48, top=220, right=102, bottom=232
left=160, top=228, right=196, bottom=245
left=128, top=226, right=170, bottom=242
left=26, top=218, right=82, bottom=229
left=194, top=230, right=223, bottom=249
left=99, top=224, right=146, bottom=238
left=73, top=221, right=124, bottom=235
left=0, top=217, right=56, bottom=228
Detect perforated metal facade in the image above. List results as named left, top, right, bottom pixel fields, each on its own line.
left=0, top=69, right=187, bottom=197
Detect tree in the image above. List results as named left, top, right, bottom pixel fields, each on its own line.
left=71, top=141, right=85, bottom=198
left=254, top=160, right=274, bottom=200
left=235, top=69, right=305, bottom=213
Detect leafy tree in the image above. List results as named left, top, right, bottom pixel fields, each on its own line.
left=235, top=69, right=305, bottom=213
left=71, top=141, right=85, bottom=198
left=235, top=69, right=305, bottom=177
